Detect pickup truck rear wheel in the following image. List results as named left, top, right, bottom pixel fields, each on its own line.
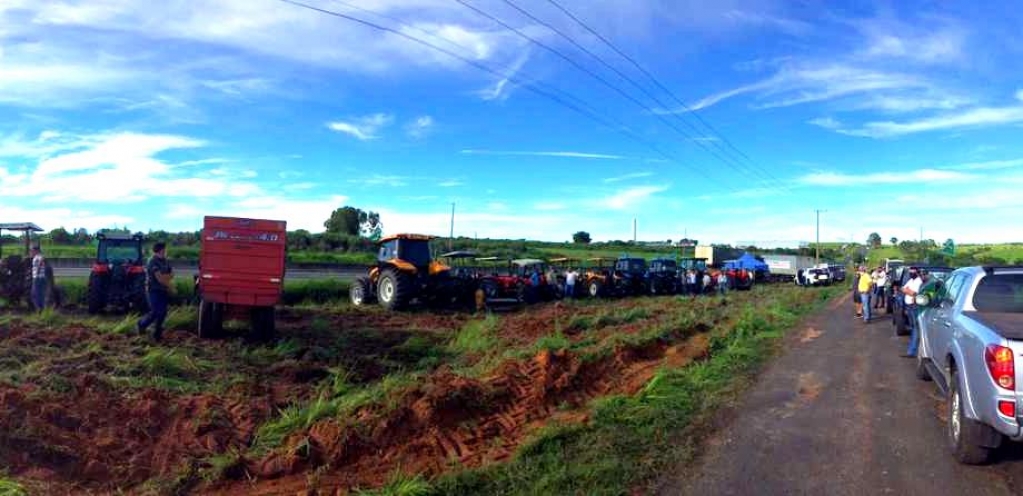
left=948, top=371, right=995, bottom=465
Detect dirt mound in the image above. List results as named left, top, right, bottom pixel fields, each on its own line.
left=222, top=328, right=713, bottom=495
left=0, top=371, right=276, bottom=492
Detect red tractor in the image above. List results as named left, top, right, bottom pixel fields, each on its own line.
left=477, top=258, right=558, bottom=304
left=87, top=232, right=149, bottom=314
left=196, top=216, right=287, bottom=341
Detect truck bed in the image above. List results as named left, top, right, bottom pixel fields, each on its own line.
left=963, top=311, right=1023, bottom=340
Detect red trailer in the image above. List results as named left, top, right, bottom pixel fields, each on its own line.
left=197, top=216, right=287, bottom=340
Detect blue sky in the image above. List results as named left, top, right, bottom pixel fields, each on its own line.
left=1, top=0, right=1022, bottom=246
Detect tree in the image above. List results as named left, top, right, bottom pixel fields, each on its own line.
left=890, top=236, right=898, bottom=246
left=867, top=232, right=882, bottom=248
left=48, top=227, right=72, bottom=244
left=359, top=210, right=383, bottom=241
left=325, top=206, right=363, bottom=236
left=572, top=231, right=592, bottom=244
left=943, top=238, right=955, bottom=255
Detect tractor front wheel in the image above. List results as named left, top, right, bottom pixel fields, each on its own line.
left=587, top=280, right=603, bottom=298
left=350, top=277, right=376, bottom=307
left=377, top=268, right=412, bottom=311
left=87, top=274, right=107, bottom=314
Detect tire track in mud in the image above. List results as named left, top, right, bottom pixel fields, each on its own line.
left=217, top=329, right=714, bottom=495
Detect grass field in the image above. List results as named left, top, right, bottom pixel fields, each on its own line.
left=0, top=284, right=841, bottom=494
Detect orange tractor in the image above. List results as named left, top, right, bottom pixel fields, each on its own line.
left=349, top=234, right=462, bottom=310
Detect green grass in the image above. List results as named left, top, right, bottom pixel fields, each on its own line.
left=250, top=372, right=421, bottom=456
left=411, top=285, right=844, bottom=495
left=139, top=349, right=201, bottom=378
left=448, top=316, right=500, bottom=355
left=0, top=477, right=27, bottom=496
left=355, top=473, right=432, bottom=496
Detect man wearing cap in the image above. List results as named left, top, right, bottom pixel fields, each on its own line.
left=30, top=246, right=47, bottom=311
left=856, top=265, right=874, bottom=323
left=900, top=268, right=924, bottom=358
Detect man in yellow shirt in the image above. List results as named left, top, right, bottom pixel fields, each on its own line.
left=857, top=265, right=874, bottom=323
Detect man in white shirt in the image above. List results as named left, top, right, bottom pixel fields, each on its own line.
left=30, top=246, right=47, bottom=311
left=565, top=268, right=578, bottom=298
left=873, top=268, right=888, bottom=309
left=900, top=269, right=924, bottom=358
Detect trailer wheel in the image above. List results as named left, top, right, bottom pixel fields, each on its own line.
left=251, top=306, right=276, bottom=342
left=198, top=300, right=223, bottom=339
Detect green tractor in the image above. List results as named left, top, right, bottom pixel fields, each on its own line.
left=349, top=234, right=457, bottom=311
left=87, top=233, right=149, bottom=314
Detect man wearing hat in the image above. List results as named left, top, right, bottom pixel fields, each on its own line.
left=30, top=245, right=47, bottom=311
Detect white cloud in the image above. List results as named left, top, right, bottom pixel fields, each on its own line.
left=347, top=175, right=414, bottom=187
left=227, top=195, right=348, bottom=232
left=438, top=179, right=464, bottom=187
left=405, top=115, right=434, bottom=139
left=1016, top=89, right=1023, bottom=102
left=603, top=185, right=669, bottom=210
left=477, top=50, right=530, bottom=102
left=460, top=149, right=625, bottom=160
left=944, top=158, right=1023, bottom=171
left=839, top=105, right=1023, bottom=138
left=800, top=168, right=973, bottom=186
left=808, top=117, right=842, bottom=130
left=603, top=172, right=653, bottom=183
left=327, top=113, right=394, bottom=141
left=856, top=19, right=967, bottom=65
left=0, top=131, right=263, bottom=204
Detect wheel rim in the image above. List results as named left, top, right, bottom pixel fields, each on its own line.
left=380, top=278, right=395, bottom=302
left=589, top=283, right=598, bottom=296
left=951, top=388, right=962, bottom=443
left=351, top=286, right=364, bottom=305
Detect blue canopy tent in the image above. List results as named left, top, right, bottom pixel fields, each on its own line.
left=723, top=252, right=770, bottom=273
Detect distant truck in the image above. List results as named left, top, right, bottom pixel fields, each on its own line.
left=917, top=266, right=1023, bottom=464
left=196, top=216, right=287, bottom=340
left=694, top=245, right=742, bottom=267
left=761, top=254, right=816, bottom=283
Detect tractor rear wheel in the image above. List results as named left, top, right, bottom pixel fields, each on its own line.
left=130, top=277, right=149, bottom=314
left=350, top=277, right=376, bottom=306
left=198, top=300, right=224, bottom=339
left=87, top=274, right=107, bottom=314
left=377, top=268, right=412, bottom=311
left=480, top=279, right=499, bottom=299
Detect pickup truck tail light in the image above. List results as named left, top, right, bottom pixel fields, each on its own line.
left=985, top=344, right=1015, bottom=390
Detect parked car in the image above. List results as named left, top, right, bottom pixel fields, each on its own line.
left=796, top=264, right=831, bottom=286
left=916, top=266, right=1023, bottom=464
left=891, top=265, right=954, bottom=335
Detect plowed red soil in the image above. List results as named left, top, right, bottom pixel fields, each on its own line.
left=214, top=327, right=712, bottom=495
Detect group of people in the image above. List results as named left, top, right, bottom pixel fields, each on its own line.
left=851, top=264, right=928, bottom=358
left=21, top=243, right=173, bottom=343
left=852, top=265, right=890, bottom=323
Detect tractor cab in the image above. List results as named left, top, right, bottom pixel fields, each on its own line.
left=614, top=257, right=648, bottom=276
left=678, top=257, right=709, bottom=272
left=612, top=256, right=649, bottom=296
left=649, top=258, right=678, bottom=274
left=88, top=232, right=148, bottom=314
left=647, top=258, right=680, bottom=295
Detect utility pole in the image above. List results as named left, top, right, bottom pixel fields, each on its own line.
left=815, top=209, right=826, bottom=266
left=449, top=202, right=455, bottom=250
left=633, top=218, right=637, bottom=244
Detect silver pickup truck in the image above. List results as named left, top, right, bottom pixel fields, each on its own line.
left=917, top=266, right=1023, bottom=464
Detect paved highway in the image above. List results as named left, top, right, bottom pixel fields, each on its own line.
left=52, top=267, right=361, bottom=280
left=656, top=296, right=1023, bottom=496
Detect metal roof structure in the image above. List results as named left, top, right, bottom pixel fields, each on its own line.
left=0, top=223, right=43, bottom=232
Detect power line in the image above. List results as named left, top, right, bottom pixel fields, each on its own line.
left=544, top=0, right=788, bottom=190
left=453, top=0, right=772, bottom=190
left=275, top=0, right=724, bottom=187
left=500, top=0, right=783, bottom=190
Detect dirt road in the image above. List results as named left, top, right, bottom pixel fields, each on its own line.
left=657, top=295, right=1023, bottom=496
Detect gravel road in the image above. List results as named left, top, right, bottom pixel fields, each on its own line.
left=656, top=295, right=1023, bottom=496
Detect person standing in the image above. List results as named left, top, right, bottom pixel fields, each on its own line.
left=873, top=267, right=887, bottom=309
left=901, top=269, right=924, bottom=358
left=565, top=267, right=577, bottom=299
left=702, top=271, right=712, bottom=296
left=137, top=242, right=173, bottom=342
left=30, top=246, right=47, bottom=311
left=857, top=265, right=873, bottom=323
left=852, top=267, right=862, bottom=318
left=717, top=270, right=728, bottom=296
